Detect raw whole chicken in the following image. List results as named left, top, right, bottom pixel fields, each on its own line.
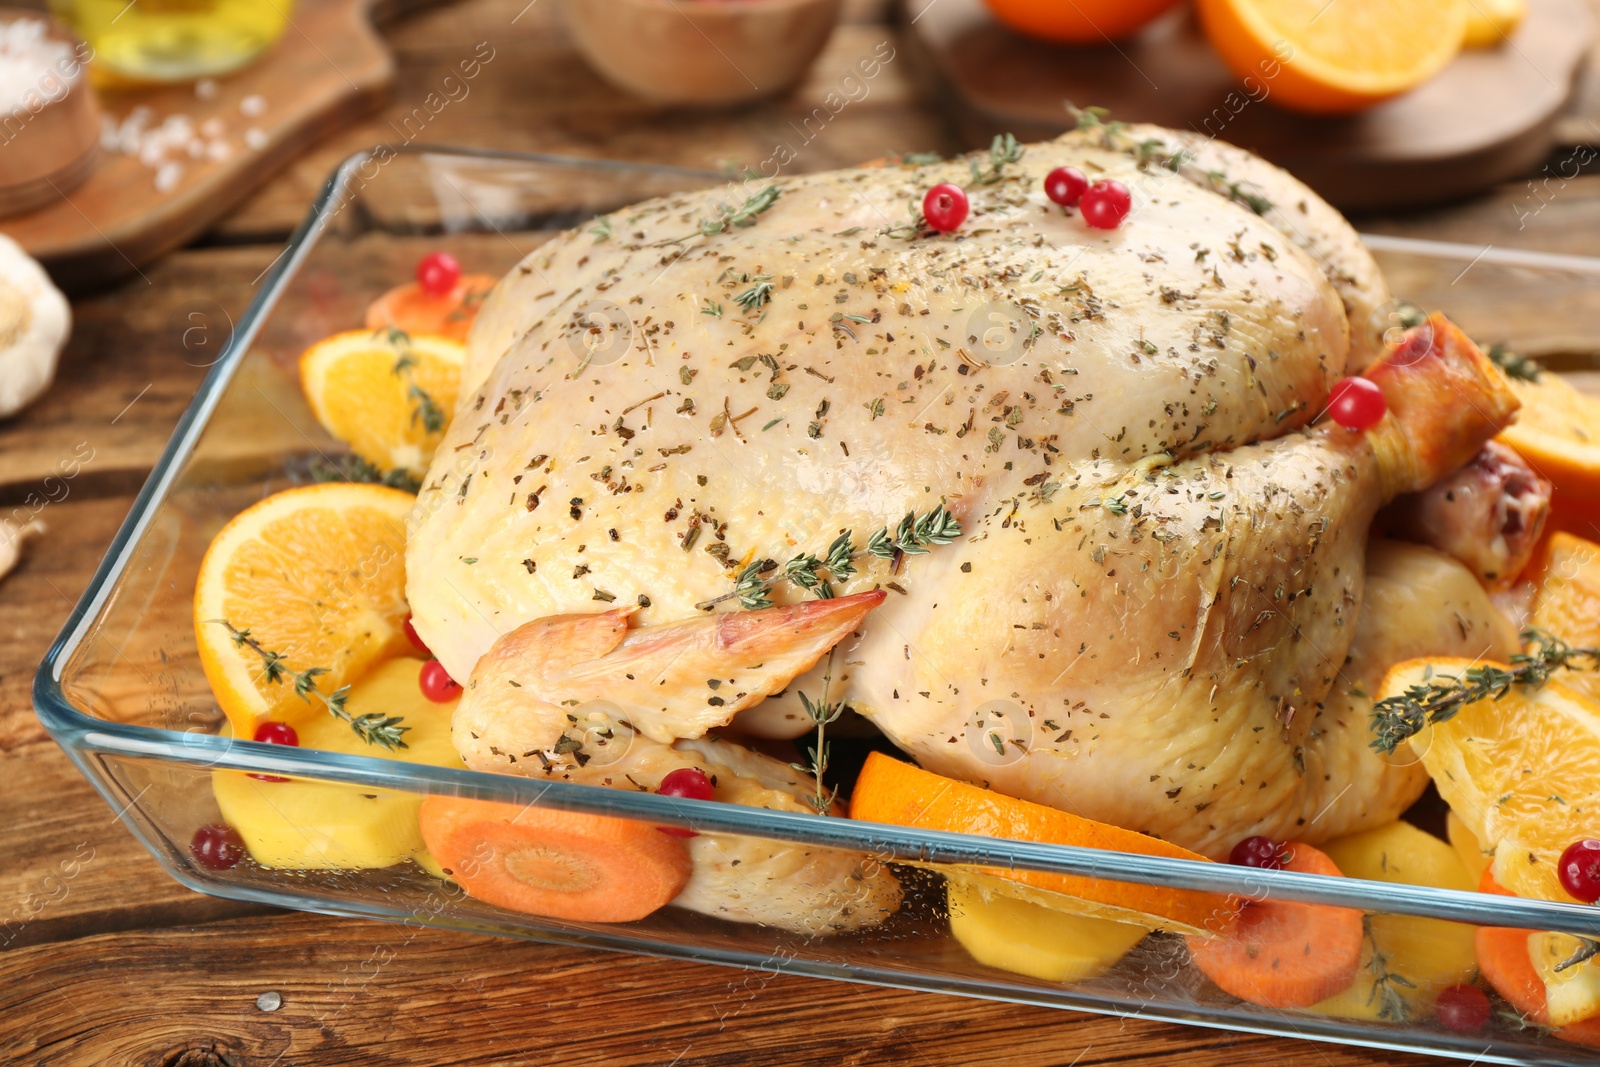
left=407, top=124, right=1529, bottom=927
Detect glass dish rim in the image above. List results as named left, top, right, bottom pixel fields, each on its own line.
left=32, top=142, right=1600, bottom=940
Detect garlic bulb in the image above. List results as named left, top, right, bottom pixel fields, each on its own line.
left=0, top=233, right=69, bottom=418
left=0, top=519, right=43, bottom=583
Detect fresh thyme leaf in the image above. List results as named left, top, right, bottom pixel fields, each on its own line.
left=691, top=185, right=782, bottom=241
left=1361, top=916, right=1415, bottom=1023
left=1487, top=342, right=1542, bottom=382
left=791, top=650, right=844, bottom=814
left=589, top=216, right=614, bottom=242
left=210, top=619, right=408, bottom=749
left=309, top=454, right=421, bottom=493
left=1369, top=628, right=1600, bottom=753
left=701, top=300, right=723, bottom=318
left=408, top=383, right=446, bottom=433
left=734, top=279, right=775, bottom=313
left=897, top=151, right=943, bottom=166
left=699, top=506, right=962, bottom=611
left=969, top=132, right=1024, bottom=185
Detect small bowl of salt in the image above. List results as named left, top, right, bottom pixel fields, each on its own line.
left=0, top=11, right=98, bottom=217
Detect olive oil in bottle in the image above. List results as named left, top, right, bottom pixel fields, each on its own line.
left=49, top=0, right=293, bottom=83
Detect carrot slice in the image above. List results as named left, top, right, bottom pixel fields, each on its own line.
left=1185, top=843, right=1364, bottom=1009
left=847, top=752, right=1240, bottom=936
left=418, top=796, right=691, bottom=923
left=365, top=274, right=497, bottom=343
left=1475, top=870, right=1600, bottom=1047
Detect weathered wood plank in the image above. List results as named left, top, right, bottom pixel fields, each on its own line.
left=0, top=910, right=1438, bottom=1066
left=0, top=746, right=271, bottom=951
left=0, top=491, right=272, bottom=947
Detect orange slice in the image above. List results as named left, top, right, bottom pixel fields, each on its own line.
left=1499, top=371, right=1600, bottom=508
left=299, top=328, right=464, bottom=477
left=847, top=752, right=1240, bottom=936
left=194, top=483, right=415, bottom=738
left=1531, top=532, right=1600, bottom=705
left=1197, top=0, right=1466, bottom=114
left=1381, top=657, right=1600, bottom=904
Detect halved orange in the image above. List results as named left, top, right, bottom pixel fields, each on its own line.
left=1463, top=0, right=1525, bottom=47
left=1383, top=657, right=1600, bottom=904
left=194, top=483, right=415, bottom=738
left=1499, top=371, right=1600, bottom=509
left=299, top=328, right=464, bottom=477
left=980, top=0, right=1183, bottom=44
left=847, top=752, right=1240, bottom=936
left=1197, top=0, right=1466, bottom=114
left=1531, top=532, right=1600, bottom=705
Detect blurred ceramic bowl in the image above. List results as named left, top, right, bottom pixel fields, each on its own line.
left=561, top=0, right=843, bottom=106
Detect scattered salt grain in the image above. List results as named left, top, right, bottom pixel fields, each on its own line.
left=200, top=116, right=225, bottom=139
left=154, top=161, right=182, bottom=192
left=194, top=77, right=219, bottom=101
left=205, top=139, right=231, bottom=162
left=255, top=991, right=282, bottom=1012
left=239, top=94, right=266, bottom=118
left=243, top=127, right=267, bottom=150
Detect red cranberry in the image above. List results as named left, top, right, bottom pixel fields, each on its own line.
left=416, top=251, right=461, bottom=297
left=1558, top=838, right=1600, bottom=903
left=922, top=183, right=969, bottom=233
left=248, top=721, right=298, bottom=782
left=403, top=613, right=430, bottom=656
left=1328, top=377, right=1388, bottom=430
left=191, top=823, right=246, bottom=870
left=1080, top=179, right=1131, bottom=229
left=657, top=767, right=714, bottom=838
left=419, top=659, right=462, bottom=703
left=253, top=722, right=298, bottom=746
left=1434, top=984, right=1491, bottom=1033
left=1044, top=166, right=1089, bottom=208
left=1228, top=835, right=1285, bottom=870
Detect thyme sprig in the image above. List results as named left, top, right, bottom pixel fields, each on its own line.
left=211, top=620, right=409, bottom=750
left=1369, top=629, right=1600, bottom=754
left=1069, top=104, right=1128, bottom=145
left=388, top=329, right=447, bottom=434
left=309, top=453, right=422, bottom=494
left=1362, top=916, right=1416, bottom=1023
left=1488, top=342, right=1543, bottom=382
left=791, top=649, right=843, bottom=815
left=665, top=186, right=782, bottom=244
left=1066, top=105, right=1274, bottom=215
left=969, top=132, right=1024, bottom=185
left=698, top=506, right=962, bottom=612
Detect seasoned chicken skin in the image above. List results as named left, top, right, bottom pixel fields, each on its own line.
left=408, top=128, right=1509, bottom=867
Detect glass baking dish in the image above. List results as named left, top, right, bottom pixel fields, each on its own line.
left=34, top=145, right=1600, bottom=1065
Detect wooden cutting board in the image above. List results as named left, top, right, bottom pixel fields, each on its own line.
left=1, top=0, right=443, bottom=292
left=900, top=0, right=1594, bottom=212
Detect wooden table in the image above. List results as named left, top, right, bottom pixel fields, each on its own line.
left=3, top=1, right=1599, bottom=1063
